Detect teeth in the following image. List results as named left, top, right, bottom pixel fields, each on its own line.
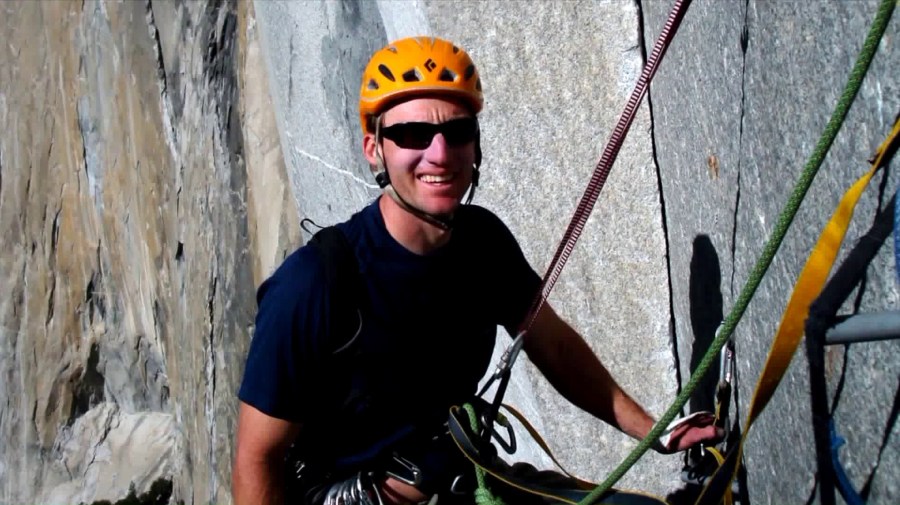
left=420, top=174, right=453, bottom=183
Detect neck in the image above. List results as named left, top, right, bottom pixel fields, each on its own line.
left=379, top=195, right=452, bottom=255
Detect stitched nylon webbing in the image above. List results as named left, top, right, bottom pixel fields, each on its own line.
left=518, top=0, right=694, bottom=336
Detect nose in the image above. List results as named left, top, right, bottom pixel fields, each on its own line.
left=423, top=132, right=450, bottom=164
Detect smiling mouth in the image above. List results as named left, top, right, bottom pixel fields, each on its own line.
left=419, top=173, right=455, bottom=184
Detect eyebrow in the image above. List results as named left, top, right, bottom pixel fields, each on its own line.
left=382, top=116, right=474, bottom=127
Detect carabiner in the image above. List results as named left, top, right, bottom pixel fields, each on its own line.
left=384, top=454, right=422, bottom=488
left=481, top=410, right=517, bottom=454
left=715, top=338, right=735, bottom=431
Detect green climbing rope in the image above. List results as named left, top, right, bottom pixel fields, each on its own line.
left=464, top=403, right=508, bottom=505
left=579, top=0, right=897, bottom=503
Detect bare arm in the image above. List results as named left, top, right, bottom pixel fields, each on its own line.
left=520, top=303, right=655, bottom=441
left=232, top=401, right=302, bottom=505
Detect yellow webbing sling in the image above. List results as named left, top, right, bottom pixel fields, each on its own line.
left=695, top=117, right=900, bottom=505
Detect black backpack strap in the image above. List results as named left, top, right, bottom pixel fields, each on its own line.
left=309, top=226, right=363, bottom=354
left=283, top=226, right=364, bottom=503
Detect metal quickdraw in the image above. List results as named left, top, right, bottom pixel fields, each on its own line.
left=476, top=332, right=524, bottom=451
left=317, top=453, right=426, bottom=505
left=680, top=330, right=735, bottom=490
left=321, top=471, right=385, bottom=505
left=714, top=338, right=735, bottom=434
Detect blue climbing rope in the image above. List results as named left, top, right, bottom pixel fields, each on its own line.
left=894, top=190, right=899, bottom=285
left=829, top=418, right=865, bottom=505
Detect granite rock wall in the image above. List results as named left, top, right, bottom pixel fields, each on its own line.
left=0, top=1, right=299, bottom=503
left=642, top=1, right=899, bottom=502
left=1, top=0, right=898, bottom=504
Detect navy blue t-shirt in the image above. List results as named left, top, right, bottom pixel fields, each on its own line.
left=238, top=198, right=540, bottom=470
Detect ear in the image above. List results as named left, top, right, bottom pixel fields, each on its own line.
left=363, top=132, right=378, bottom=166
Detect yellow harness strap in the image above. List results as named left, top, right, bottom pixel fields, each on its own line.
left=695, top=117, right=900, bottom=505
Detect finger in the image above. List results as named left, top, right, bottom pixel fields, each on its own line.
left=673, top=425, right=725, bottom=451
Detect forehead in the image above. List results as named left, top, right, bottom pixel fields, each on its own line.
left=381, top=97, right=473, bottom=125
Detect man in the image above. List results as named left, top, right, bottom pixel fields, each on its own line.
left=233, top=36, right=720, bottom=505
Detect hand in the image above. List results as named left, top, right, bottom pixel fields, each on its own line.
left=380, top=477, right=430, bottom=505
left=653, top=411, right=725, bottom=454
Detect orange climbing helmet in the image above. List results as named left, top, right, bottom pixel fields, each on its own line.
left=359, top=36, right=484, bottom=134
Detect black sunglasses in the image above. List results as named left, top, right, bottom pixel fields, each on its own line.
left=379, top=117, right=479, bottom=150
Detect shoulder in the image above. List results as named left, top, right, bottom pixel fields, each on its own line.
left=458, top=204, right=509, bottom=229
left=256, top=243, right=327, bottom=310
left=456, top=204, right=520, bottom=244
left=262, top=201, right=374, bottom=296
left=275, top=242, right=324, bottom=274
left=458, top=203, right=502, bottom=222
left=332, top=199, right=378, bottom=248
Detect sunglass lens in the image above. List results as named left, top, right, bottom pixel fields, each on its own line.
left=383, top=124, right=433, bottom=149
left=441, top=118, right=478, bottom=146
left=381, top=118, right=478, bottom=149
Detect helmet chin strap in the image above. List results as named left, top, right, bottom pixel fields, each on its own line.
left=372, top=118, right=481, bottom=231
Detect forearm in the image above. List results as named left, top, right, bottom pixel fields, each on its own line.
left=533, top=332, right=654, bottom=439
left=232, top=402, right=300, bottom=505
left=232, top=453, right=286, bottom=505
left=522, top=306, right=655, bottom=441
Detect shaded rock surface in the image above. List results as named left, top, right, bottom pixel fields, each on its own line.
left=0, top=1, right=298, bottom=503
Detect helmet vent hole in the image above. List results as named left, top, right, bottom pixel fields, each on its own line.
left=464, top=65, right=476, bottom=81
left=378, top=64, right=396, bottom=82
left=452, top=45, right=460, bottom=54
left=387, top=46, right=398, bottom=54
left=402, top=69, right=423, bottom=82
left=476, top=78, right=482, bottom=91
left=367, top=78, right=379, bottom=90
left=438, top=68, right=457, bottom=82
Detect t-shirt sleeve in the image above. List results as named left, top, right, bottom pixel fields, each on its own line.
left=237, top=247, right=328, bottom=422
left=473, top=207, right=542, bottom=332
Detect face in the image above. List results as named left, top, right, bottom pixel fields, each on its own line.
left=364, top=97, right=477, bottom=217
